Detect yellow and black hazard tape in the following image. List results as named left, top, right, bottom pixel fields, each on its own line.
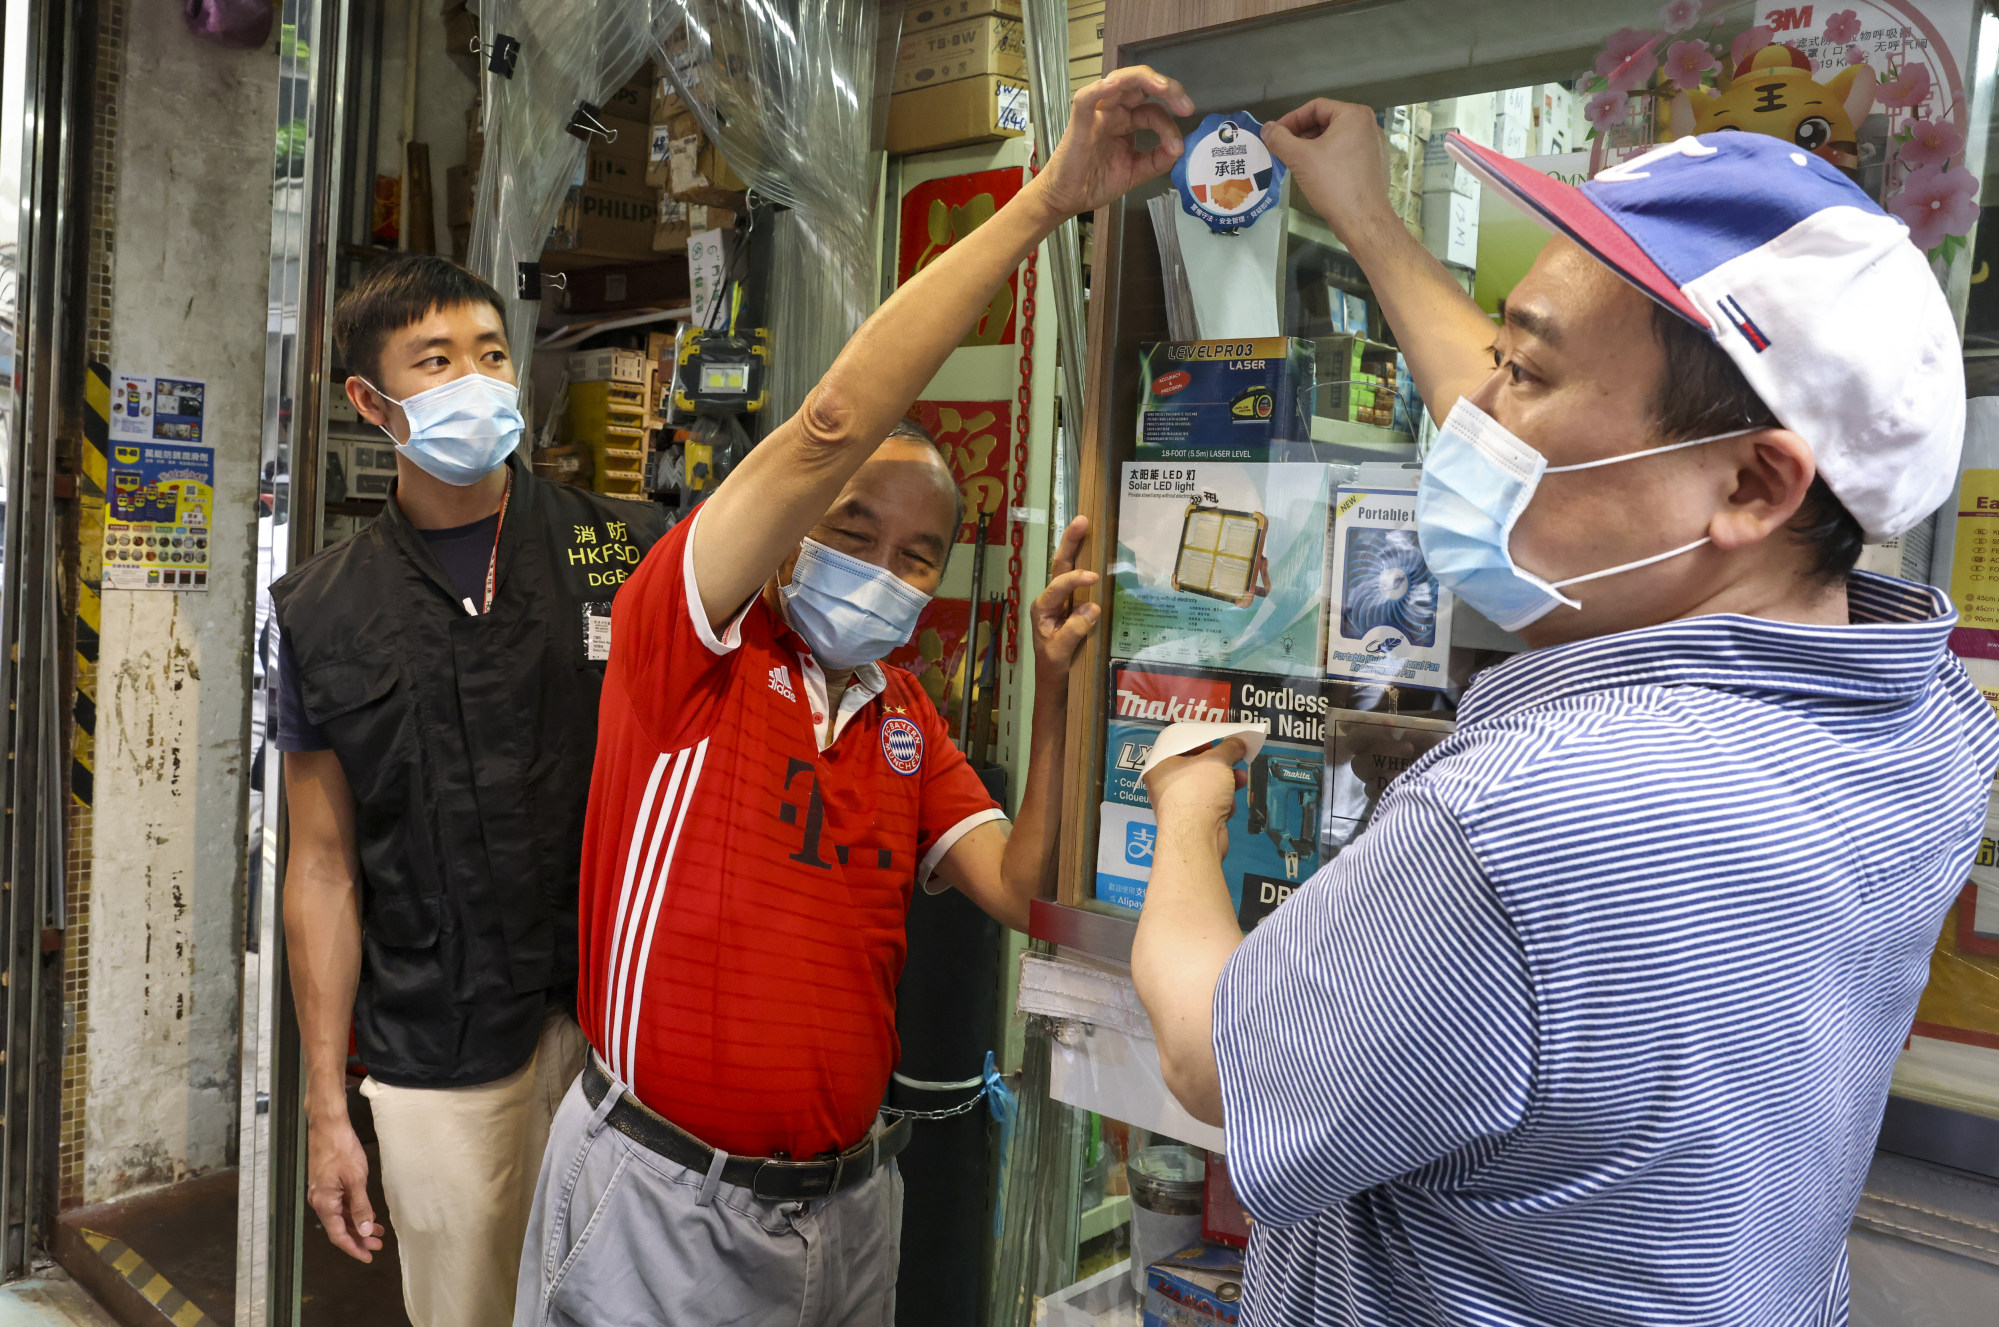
left=75, top=363, right=109, bottom=808
left=78, top=1227, right=215, bottom=1326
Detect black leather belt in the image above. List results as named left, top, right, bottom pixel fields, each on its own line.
left=580, top=1054, right=912, bottom=1202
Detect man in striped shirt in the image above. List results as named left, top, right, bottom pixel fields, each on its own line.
left=1134, top=109, right=1999, bottom=1323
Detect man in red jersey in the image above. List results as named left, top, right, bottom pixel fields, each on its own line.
left=511, top=67, right=1196, bottom=1327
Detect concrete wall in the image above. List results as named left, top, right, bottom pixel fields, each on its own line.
left=83, top=8, right=274, bottom=1202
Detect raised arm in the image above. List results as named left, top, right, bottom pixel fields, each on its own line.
left=689, top=68, right=1195, bottom=627
left=1263, top=100, right=1499, bottom=421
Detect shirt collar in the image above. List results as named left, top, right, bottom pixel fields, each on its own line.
left=1456, top=572, right=1960, bottom=727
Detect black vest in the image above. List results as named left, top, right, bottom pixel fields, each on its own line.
left=270, top=457, right=671, bottom=1087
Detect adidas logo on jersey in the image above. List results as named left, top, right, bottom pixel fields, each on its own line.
left=768, top=665, right=796, bottom=702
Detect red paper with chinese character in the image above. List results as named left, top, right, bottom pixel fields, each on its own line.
left=897, top=167, right=1027, bottom=346
left=909, top=399, right=1012, bottom=546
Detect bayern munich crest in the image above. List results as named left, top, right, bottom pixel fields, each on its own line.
left=880, top=716, right=923, bottom=776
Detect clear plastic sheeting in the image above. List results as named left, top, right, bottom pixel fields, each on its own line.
left=990, top=1015, right=1088, bottom=1327
left=468, top=0, right=684, bottom=376
left=1020, top=0, right=1086, bottom=524
left=659, top=0, right=896, bottom=428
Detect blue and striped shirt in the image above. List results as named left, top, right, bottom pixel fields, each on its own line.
left=1213, top=574, right=1999, bottom=1326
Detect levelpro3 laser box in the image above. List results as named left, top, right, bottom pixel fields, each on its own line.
left=1135, top=338, right=1315, bottom=457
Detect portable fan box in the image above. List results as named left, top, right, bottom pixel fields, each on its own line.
left=1327, top=463, right=1453, bottom=687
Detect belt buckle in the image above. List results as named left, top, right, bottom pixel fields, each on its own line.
left=752, top=1156, right=841, bottom=1203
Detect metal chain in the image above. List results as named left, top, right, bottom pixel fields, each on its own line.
left=1007, top=248, right=1035, bottom=665
left=879, top=1083, right=992, bottom=1122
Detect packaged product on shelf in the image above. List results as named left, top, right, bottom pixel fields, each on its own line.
left=1321, top=706, right=1456, bottom=856
left=1142, top=1242, right=1244, bottom=1327
left=1421, top=187, right=1479, bottom=268
left=1312, top=335, right=1403, bottom=429
left=1098, top=662, right=1330, bottom=922
left=1110, top=461, right=1333, bottom=675
left=1134, top=340, right=1315, bottom=455
left=1327, top=463, right=1453, bottom=688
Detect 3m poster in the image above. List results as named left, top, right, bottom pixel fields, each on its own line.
left=103, top=440, right=214, bottom=591
left=110, top=370, right=206, bottom=442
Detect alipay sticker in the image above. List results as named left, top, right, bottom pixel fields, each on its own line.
left=1172, top=111, right=1286, bottom=234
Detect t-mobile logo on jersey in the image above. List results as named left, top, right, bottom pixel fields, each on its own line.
left=768, top=665, right=796, bottom=702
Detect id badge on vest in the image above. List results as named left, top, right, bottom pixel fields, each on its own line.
left=582, top=601, right=613, bottom=662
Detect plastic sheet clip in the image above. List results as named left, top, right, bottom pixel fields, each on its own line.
left=515, top=263, right=566, bottom=302
left=566, top=102, right=619, bottom=145
left=474, top=33, right=521, bottom=79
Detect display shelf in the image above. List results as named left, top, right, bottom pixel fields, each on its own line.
left=1078, top=1195, right=1132, bottom=1244
left=1309, top=415, right=1413, bottom=450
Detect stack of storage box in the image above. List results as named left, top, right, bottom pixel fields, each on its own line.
left=1381, top=102, right=1431, bottom=244
left=545, top=67, right=660, bottom=264
left=887, top=0, right=1028, bottom=154
left=649, top=75, right=746, bottom=255
left=1069, top=0, right=1104, bottom=93
left=566, top=349, right=650, bottom=496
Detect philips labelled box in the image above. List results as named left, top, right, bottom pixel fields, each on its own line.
left=1111, top=461, right=1334, bottom=677
left=1135, top=339, right=1315, bottom=456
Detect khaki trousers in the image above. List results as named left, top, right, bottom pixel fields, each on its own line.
left=362, top=1012, right=588, bottom=1327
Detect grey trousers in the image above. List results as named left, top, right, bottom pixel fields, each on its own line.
left=513, top=1066, right=903, bottom=1327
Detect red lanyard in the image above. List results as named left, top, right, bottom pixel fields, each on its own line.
left=478, top=471, right=511, bottom=615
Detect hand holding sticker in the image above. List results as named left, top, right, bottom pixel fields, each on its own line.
left=1172, top=111, right=1289, bottom=234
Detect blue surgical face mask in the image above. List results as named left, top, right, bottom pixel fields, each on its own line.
left=778, top=538, right=931, bottom=670
left=362, top=372, right=524, bottom=486
left=1416, top=398, right=1754, bottom=633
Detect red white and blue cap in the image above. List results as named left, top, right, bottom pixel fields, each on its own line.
left=1447, top=131, right=1963, bottom=544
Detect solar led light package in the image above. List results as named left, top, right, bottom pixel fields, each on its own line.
left=1327, top=463, right=1453, bottom=688
left=1111, top=461, right=1334, bottom=678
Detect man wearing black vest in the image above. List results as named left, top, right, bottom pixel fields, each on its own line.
left=269, top=255, right=669, bottom=1327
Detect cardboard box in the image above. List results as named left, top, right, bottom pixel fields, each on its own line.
left=1134, top=339, right=1316, bottom=455
left=1533, top=83, right=1574, bottom=156
left=1109, top=461, right=1335, bottom=678
left=567, top=348, right=649, bottom=385
left=327, top=435, right=400, bottom=502
left=603, top=68, right=653, bottom=122
left=1067, top=8, right=1104, bottom=51
left=1143, top=1243, right=1244, bottom=1326
left=1421, top=188, right=1478, bottom=268
left=1498, top=85, right=1532, bottom=121
left=646, top=121, right=676, bottom=189
left=652, top=194, right=691, bottom=252
left=895, top=15, right=1025, bottom=92
left=1421, top=135, right=1479, bottom=197
left=667, top=119, right=748, bottom=206
left=1098, top=663, right=1334, bottom=918
left=585, top=147, right=651, bottom=198
left=651, top=77, right=684, bottom=124
left=901, top=0, right=1020, bottom=36
left=546, top=186, right=660, bottom=262
left=1069, top=50, right=1103, bottom=89
left=886, top=75, right=1028, bottom=154
left=1492, top=111, right=1530, bottom=159
left=592, top=113, right=650, bottom=162
left=549, top=260, right=691, bottom=314
left=1326, top=463, right=1454, bottom=689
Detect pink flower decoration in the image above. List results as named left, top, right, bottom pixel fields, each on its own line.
left=1585, top=89, right=1630, bottom=129
left=1897, top=117, right=1965, bottom=171
left=1877, top=61, right=1933, bottom=109
left=1823, top=9, right=1861, bottom=45
left=1889, top=164, right=1979, bottom=251
left=1730, top=24, right=1775, bottom=68
left=1664, top=39, right=1720, bottom=88
left=1595, top=27, right=1658, bottom=92
left=1659, top=0, right=1701, bottom=32
left=1846, top=45, right=1868, bottom=65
